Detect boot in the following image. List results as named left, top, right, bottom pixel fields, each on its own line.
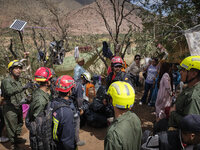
left=76, top=140, right=86, bottom=146
left=15, top=137, right=26, bottom=144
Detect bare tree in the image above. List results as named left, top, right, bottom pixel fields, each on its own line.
left=95, top=0, right=141, bottom=56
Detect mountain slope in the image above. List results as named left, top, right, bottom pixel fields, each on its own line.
left=0, top=0, right=142, bottom=35
left=68, top=0, right=142, bottom=35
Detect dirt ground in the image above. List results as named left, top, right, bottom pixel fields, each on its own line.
left=0, top=91, right=156, bottom=150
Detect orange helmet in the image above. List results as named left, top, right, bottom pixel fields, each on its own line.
left=34, top=67, right=52, bottom=82
left=55, top=75, right=75, bottom=93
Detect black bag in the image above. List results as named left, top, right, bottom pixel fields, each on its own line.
left=26, top=102, right=69, bottom=150
left=84, top=109, right=108, bottom=128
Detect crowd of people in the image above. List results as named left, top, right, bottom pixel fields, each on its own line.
left=0, top=48, right=200, bottom=150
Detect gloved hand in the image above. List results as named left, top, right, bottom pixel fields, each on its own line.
left=23, top=82, right=34, bottom=90
left=20, top=98, right=28, bottom=104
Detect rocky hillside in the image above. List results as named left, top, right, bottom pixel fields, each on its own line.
left=68, top=0, right=142, bottom=35
left=0, top=0, right=142, bottom=35
left=75, top=0, right=95, bottom=5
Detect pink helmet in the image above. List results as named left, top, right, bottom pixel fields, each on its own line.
left=111, top=56, right=123, bottom=64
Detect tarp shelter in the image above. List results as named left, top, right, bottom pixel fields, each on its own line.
left=184, top=24, right=200, bottom=56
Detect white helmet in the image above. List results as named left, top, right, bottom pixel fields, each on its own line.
left=81, top=72, right=91, bottom=82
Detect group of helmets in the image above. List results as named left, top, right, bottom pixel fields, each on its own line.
left=34, top=67, right=92, bottom=93
left=34, top=67, right=75, bottom=93
left=107, top=55, right=200, bottom=109
left=7, top=55, right=200, bottom=110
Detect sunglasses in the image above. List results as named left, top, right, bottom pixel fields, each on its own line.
left=135, top=58, right=141, bottom=60
left=114, top=65, right=122, bottom=68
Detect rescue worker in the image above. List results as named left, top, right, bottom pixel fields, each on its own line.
left=169, top=56, right=200, bottom=129
left=51, top=75, right=77, bottom=150
left=81, top=72, right=95, bottom=102
left=106, top=56, right=132, bottom=90
left=142, top=114, right=200, bottom=150
left=104, top=81, right=142, bottom=150
left=74, top=58, right=86, bottom=81
left=71, top=72, right=92, bottom=146
left=26, top=67, right=52, bottom=149
left=1, top=60, right=33, bottom=149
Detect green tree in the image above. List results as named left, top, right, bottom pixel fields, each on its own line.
left=134, top=0, right=200, bottom=59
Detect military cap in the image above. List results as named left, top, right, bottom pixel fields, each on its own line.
left=180, top=114, right=200, bottom=133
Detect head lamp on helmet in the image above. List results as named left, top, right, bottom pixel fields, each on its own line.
left=107, top=81, right=135, bottom=109
left=55, top=75, right=75, bottom=93
left=34, top=67, right=52, bottom=82
left=8, top=60, right=23, bottom=70
left=180, top=56, right=200, bottom=71
left=81, top=72, right=91, bottom=82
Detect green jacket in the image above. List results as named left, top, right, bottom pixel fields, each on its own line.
left=104, top=111, right=142, bottom=150
left=1, top=75, right=24, bottom=109
left=169, top=82, right=200, bottom=128
left=28, top=88, right=50, bottom=120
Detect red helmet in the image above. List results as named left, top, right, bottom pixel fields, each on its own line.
left=111, top=56, right=123, bottom=64
left=34, top=67, right=52, bottom=82
left=55, top=75, right=75, bottom=93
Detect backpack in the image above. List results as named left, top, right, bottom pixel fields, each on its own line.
left=26, top=102, right=69, bottom=150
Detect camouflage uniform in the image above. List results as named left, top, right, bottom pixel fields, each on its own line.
left=104, top=111, right=142, bottom=150
left=28, top=88, right=50, bottom=121
left=1, top=75, right=24, bottom=143
left=169, top=82, right=200, bottom=128
left=26, top=88, right=50, bottom=149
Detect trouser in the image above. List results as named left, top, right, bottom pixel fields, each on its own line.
left=127, top=73, right=140, bottom=87
left=141, top=82, right=153, bottom=104
left=149, top=84, right=158, bottom=106
left=75, top=116, right=80, bottom=143
left=0, top=106, right=4, bottom=136
left=3, top=104, right=23, bottom=143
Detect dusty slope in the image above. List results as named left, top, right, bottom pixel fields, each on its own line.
left=68, top=0, right=142, bottom=35
left=0, top=0, right=83, bottom=29
left=0, top=0, right=142, bottom=35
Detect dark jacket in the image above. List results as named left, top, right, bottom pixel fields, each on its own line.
left=72, top=81, right=84, bottom=109
left=106, top=71, right=132, bottom=90
left=51, top=98, right=76, bottom=150
left=142, top=130, right=200, bottom=150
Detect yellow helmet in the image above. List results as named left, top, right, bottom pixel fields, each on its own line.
left=180, top=56, right=200, bottom=71
left=107, top=81, right=135, bottom=109
left=8, top=60, right=23, bottom=70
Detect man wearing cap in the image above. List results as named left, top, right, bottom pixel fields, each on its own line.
left=1, top=60, right=33, bottom=149
left=142, top=114, right=200, bottom=150
left=74, top=58, right=86, bottom=81
left=168, top=56, right=200, bottom=129
left=105, top=81, right=142, bottom=150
